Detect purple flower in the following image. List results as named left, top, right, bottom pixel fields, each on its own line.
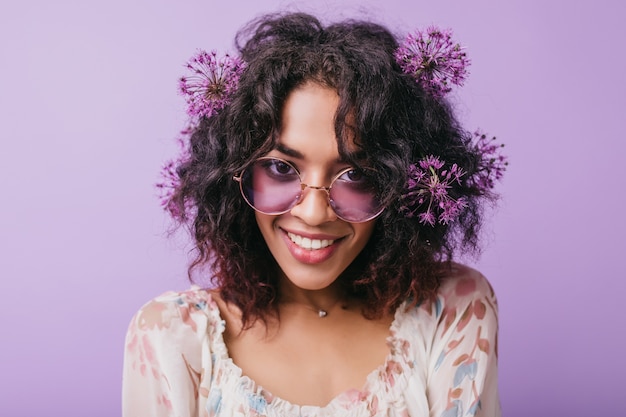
left=469, top=129, right=508, bottom=190
left=400, top=129, right=508, bottom=225
left=400, top=158, right=468, bottom=226
left=395, top=27, right=470, bottom=97
left=179, top=50, right=246, bottom=118
left=419, top=155, right=445, bottom=170
left=156, top=129, right=191, bottom=219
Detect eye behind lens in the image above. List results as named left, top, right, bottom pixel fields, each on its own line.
left=240, top=158, right=303, bottom=215
left=256, top=158, right=300, bottom=183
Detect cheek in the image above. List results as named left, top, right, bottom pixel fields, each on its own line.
left=255, top=213, right=277, bottom=242
left=356, top=221, right=376, bottom=243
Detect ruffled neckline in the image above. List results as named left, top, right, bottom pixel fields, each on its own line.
left=203, top=295, right=416, bottom=416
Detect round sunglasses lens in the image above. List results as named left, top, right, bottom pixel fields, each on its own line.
left=241, top=159, right=302, bottom=214
left=330, top=170, right=383, bottom=222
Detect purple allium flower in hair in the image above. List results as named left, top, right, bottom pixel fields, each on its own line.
left=158, top=50, right=245, bottom=219
left=400, top=130, right=508, bottom=226
left=469, top=129, right=509, bottom=190
left=179, top=50, right=246, bottom=118
left=395, top=27, right=470, bottom=97
left=156, top=129, right=191, bottom=219
left=400, top=156, right=467, bottom=226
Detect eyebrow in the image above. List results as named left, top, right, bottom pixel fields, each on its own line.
left=275, top=143, right=367, bottom=164
left=275, top=143, right=304, bottom=159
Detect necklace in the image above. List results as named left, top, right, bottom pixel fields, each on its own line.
left=281, top=298, right=347, bottom=318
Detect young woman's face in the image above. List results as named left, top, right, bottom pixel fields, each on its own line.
left=254, top=83, right=376, bottom=291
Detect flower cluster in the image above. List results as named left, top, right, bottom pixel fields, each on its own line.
left=395, top=26, right=470, bottom=98
left=156, top=129, right=191, bottom=219
left=401, top=156, right=468, bottom=226
left=179, top=50, right=246, bottom=119
left=395, top=27, right=507, bottom=226
left=400, top=131, right=507, bottom=226
left=469, top=130, right=508, bottom=190
left=158, top=50, right=245, bottom=220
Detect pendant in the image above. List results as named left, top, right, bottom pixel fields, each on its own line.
left=318, top=310, right=328, bottom=318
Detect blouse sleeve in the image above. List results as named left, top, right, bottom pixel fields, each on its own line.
left=122, top=290, right=212, bottom=417
left=426, top=268, right=501, bottom=417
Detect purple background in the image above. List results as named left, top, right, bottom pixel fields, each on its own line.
left=1, top=0, right=624, bottom=415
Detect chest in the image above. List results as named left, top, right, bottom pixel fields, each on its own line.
left=223, top=312, right=394, bottom=407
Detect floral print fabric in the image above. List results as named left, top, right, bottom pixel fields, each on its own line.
left=122, top=265, right=500, bottom=417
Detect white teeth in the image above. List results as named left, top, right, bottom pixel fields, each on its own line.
left=287, top=232, right=334, bottom=250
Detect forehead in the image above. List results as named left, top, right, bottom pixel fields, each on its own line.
left=278, top=83, right=340, bottom=160
left=278, top=83, right=361, bottom=163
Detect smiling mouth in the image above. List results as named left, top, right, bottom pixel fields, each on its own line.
left=287, top=232, right=335, bottom=250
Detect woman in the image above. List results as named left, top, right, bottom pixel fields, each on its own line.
left=123, top=12, right=505, bottom=417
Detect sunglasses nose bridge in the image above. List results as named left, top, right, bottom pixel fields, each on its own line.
left=301, top=183, right=331, bottom=193
left=295, top=182, right=333, bottom=210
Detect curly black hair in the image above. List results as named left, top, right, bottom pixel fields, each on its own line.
left=171, top=12, right=493, bottom=326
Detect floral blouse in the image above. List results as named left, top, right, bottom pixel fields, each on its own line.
left=122, top=266, right=500, bottom=417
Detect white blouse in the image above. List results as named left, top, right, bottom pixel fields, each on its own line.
left=122, top=265, right=500, bottom=417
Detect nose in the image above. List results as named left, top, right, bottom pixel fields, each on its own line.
left=289, top=183, right=338, bottom=225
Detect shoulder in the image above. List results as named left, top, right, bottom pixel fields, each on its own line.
left=396, top=264, right=498, bottom=337
left=437, top=263, right=497, bottom=309
left=392, top=265, right=501, bottom=416
left=123, top=288, right=222, bottom=416
left=433, top=264, right=498, bottom=334
left=126, top=287, right=223, bottom=351
left=124, top=287, right=223, bottom=381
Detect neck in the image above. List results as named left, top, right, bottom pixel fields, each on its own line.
left=278, top=278, right=348, bottom=318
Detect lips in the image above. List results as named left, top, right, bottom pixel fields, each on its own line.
left=281, top=229, right=342, bottom=264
